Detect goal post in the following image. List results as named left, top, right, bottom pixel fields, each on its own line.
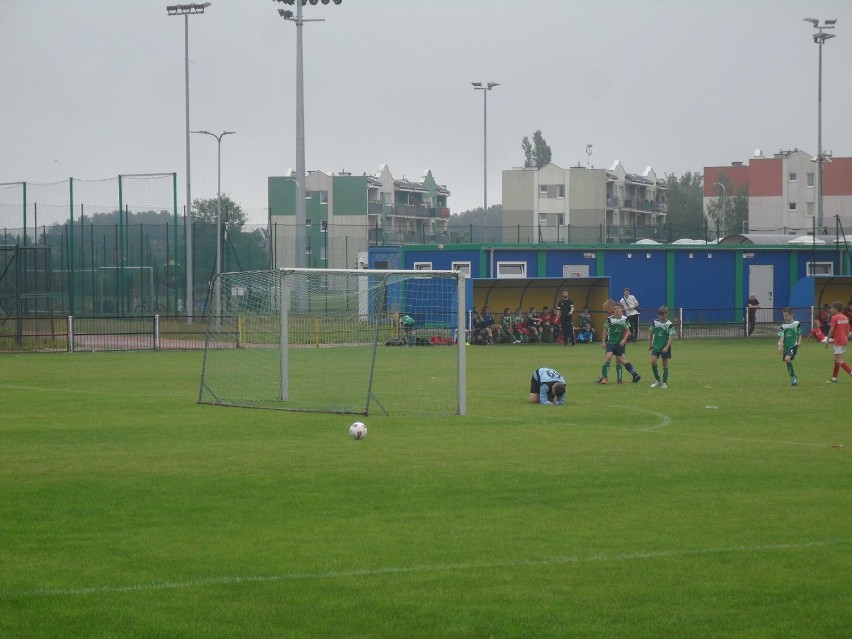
left=198, top=268, right=466, bottom=416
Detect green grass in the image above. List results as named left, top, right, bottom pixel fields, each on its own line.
left=1, top=340, right=850, bottom=638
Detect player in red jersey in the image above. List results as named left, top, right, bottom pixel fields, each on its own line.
left=826, top=301, right=852, bottom=383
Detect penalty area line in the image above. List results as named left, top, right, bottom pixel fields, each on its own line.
left=13, top=538, right=850, bottom=598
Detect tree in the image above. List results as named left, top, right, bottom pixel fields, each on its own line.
left=191, top=194, right=246, bottom=230
left=665, top=172, right=706, bottom=240
left=521, top=130, right=552, bottom=168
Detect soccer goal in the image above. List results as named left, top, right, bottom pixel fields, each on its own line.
left=198, top=268, right=466, bottom=416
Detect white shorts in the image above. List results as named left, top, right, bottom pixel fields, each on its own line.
left=833, top=344, right=847, bottom=356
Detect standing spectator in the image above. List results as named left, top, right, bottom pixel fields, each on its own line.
left=619, top=287, right=640, bottom=341
left=747, top=293, right=760, bottom=336
left=556, top=290, right=576, bottom=346
left=649, top=306, right=676, bottom=388
left=529, top=367, right=567, bottom=405
left=777, top=307, right=802, bottom=387
left=826, top=300, right=852, bottom=383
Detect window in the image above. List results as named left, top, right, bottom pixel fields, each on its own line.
left=556, top=184, right=565, bottom=198
left=806, top=202, right=815, bottom=217
left=788, top=172, right=797, bottom=182
left=305, top=218, right=312, bottom=227
left=807, top=173, right=815, bottom=187
left=413, top=262, right=432, bottom=271
left=452, top=261, right=471, bottom=278
left=320, top=191, right=328, bottom=205
left=807, top=262, right=833, bottom=276
left=557, top=213, right=565, bottom=226
left=788, top=202, right=797, bottom=212
left=539, top=213, right=548, bottom=224
left=539, top=184, right=548, bottom=196
left=495, top=261, right=527, bottom=279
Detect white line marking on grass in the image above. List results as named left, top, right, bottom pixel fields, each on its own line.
left=14, top=538, right=850, bottom=598
left=0, top=384, right=184, bottom=399
left=571, top=406, right=835, bottom=449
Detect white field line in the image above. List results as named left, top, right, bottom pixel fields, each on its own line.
left=567, top=407, right=837, bottom=449
left=11, top=538, right=850, bottom=598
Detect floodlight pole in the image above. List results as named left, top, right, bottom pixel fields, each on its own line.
left=167, top=2, right=211, bottom=319
left=471, top=82, right=499, bottom=242
left=805, top=17, right=836, bottom=230
left=277, top=1, right=339, bottom=268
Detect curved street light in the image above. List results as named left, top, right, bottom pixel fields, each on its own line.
left=191, top=130, right=235, bottom=322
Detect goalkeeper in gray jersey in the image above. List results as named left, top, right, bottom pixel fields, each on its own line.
left=529, top=367, right=567, bottom=405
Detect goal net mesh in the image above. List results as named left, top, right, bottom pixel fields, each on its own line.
left=198, top=268, right=464, bottom=416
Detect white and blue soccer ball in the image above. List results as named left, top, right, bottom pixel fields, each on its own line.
left=349, top=421, right=367, bottom=439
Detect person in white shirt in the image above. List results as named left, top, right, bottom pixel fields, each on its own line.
left=619, top=287, right=640, bottom=342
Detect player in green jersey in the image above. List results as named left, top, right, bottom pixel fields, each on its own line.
left=777, top=307, right=802, bottom=386
left=648, top=306, right=676, bottom=388
left=596, top=301, right=641, bottom=384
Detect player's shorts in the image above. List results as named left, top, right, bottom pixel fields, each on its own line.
left=833, top=344, right=847, bottom=356
left=651, top=348, right=671, bottom=360
left=606, top=343, right=625, bottom=357
left=781, top=346, right=797, bottom=361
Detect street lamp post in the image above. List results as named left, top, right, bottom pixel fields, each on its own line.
left=804, top=17, right=836, bottom=230
left=714, top=182, right=726, bottom=237
left=166, top=2, right=211, bottom=319
left=191, top=130, right=235, bottom=322
left=276, top=0, right=342, bottom=268
left=472, top=82, right=499, bottom=242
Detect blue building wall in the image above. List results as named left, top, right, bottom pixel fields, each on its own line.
left=369, top=244, right=846, bottom=314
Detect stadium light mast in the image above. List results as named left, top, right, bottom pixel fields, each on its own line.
left=166, top=1, right=211, bottom=319
left=471, top=82, right=499, bottom=242
left=804, top=17, right=836, bottom=230
left=191, top=130, right=234, bottom=323
left=275, top=0, right=342, bottom=268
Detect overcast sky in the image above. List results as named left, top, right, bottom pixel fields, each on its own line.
left=2, top=0, right=850, bottom=224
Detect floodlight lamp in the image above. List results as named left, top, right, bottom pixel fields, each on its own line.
left=471, top=82, right=482, bottom=88
left=803, top=18, right=819, bottom=26
left=487, top=82, right=500, bottom=89
left=814, top=32, right=836, bottom=43
left=278, top=8, right=293, bottom=18
left=197, top=2, right=211, bottom=8
left=166, top=5, right=178, bottom=13
left=309, top=0, right=319, bottom=5
left=825, top=19, right=837, bottom=26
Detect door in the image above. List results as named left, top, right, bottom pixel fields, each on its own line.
left=748, top=265, right=774, bottom=325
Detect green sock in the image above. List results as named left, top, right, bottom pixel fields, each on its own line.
left=602, top=363, right=609, bottom=379
left=663, top=368, right=669, bottom=383
left=652, top=364, right=660, bottom=381
left=616, top=365, right=623, bottom=381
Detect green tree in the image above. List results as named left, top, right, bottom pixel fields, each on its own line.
left=191, top=194, right=246, bottom=230
left=665, top=172, right=706, bottom=240
left=521, top=130, right=552, bottom=168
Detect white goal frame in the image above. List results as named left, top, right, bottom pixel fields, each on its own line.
left=198, top=268, right=466, bottom=416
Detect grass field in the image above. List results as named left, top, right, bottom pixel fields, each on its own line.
left=1, top=339, right=850, bottom=638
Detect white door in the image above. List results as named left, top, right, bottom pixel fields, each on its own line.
left=748, top=265, right=774, bottom=323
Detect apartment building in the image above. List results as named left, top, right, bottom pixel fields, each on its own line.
left=704, top=149, right=852, bottom=234
left=501, top=161, right=668, bottom=244
left=268, top=165, right=450, bottom=269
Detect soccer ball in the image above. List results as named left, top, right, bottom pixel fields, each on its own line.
left=349, top=421, right=367, bottom=439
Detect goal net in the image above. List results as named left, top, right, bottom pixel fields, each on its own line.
left=198, top=268, right=466, bottom=416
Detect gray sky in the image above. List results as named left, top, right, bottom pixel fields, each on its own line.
left=1, top=0, right=850, bottom=224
